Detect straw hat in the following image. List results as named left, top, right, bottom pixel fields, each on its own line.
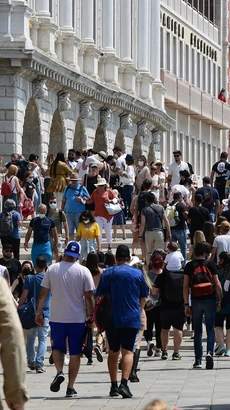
left=69, top=172, right=79, bottom=181
left=94, top=176, right=109, bottom=187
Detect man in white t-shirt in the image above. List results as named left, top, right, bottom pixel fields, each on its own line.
left=168, top=150, right=189, bottom=188
left=35, top=241, right=95, bottom=398
left=211, top=221, right=230, bottom=261
left=113, top=146, right=126, bottom=174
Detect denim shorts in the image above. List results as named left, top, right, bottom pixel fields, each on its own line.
left=66, top=212, right=81, bottom=235
left=50, top=322, right=85, bottom=355
left=106, top=326, right=139, bottom=353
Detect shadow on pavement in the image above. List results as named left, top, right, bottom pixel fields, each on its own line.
left=180, top=405, right=229, bottom=410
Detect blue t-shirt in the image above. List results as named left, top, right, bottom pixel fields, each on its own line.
left=196, top=186, right=220, bottom=214
left=63, top=184, right=90, bottom=213
left=30, top=217, right=55, bottom=243
left=0, top=211, right=21, bottom=239
left=23, top=273, right=51, bottom=319
left=95, top=265, right=148, bottom=329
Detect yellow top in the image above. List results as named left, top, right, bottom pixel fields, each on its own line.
left=47, top=161, right=72, bottom=193
left=76, top=222, right=100, bottom=239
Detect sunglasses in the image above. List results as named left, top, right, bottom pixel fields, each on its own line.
left=49, top=201, right=57, bottom=204
left=174, top=155, right=180, bottom=158
left=4, top=250, right=12, bottom=253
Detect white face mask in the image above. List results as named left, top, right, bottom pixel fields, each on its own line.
left=138, top=161, right=144, bottom=167
left=49, top=203, right=57, bottom=210
left=83, top=219, right=90, bottom=224
left=38, top=213, right=46, bottom=219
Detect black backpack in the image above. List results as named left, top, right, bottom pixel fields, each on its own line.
left=0, top=211, right=14, bottom=236
left=164, top=269, right=184, bottom=303
left=202, top=187, right=214, bottom=208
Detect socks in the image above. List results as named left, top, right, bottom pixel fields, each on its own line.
left=121, top=378, right=128, bottom=387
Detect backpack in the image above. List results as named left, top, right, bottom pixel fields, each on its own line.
left=190, top=261, right=214, bottom=298
left=1, top=176, right=13, bottom=197
left=94, top=294, right=112, bottom=333
left=164, top=269, right=184, bottom=303
left=165, top=203, right=179, bottom=227
left=0, top=211, right=14, bottom=236
left=202, top=187, right=214, bottom=208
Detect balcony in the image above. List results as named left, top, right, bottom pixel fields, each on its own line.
left=161, top=69, right=230, bottom=130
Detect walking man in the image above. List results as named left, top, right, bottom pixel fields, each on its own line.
left=96, top=245, right=148, bottom=398
left=35, top=241, right=95, bottom=397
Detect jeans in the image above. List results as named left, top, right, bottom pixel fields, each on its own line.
left=171, top=229, right=187, bottom=262
left=31, top=242, right=52, bottom=266
left=66, top=212, right=81, bottom=235
left=192, top=298, right=216, bottom=360
left=123, top=185, right=133, bottom=217
left=80, top=238, right=97, bottom=262
left=26, top=317, right=49, bottom=367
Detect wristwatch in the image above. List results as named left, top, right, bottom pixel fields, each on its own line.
left=184, top=303, right=189, bottom=306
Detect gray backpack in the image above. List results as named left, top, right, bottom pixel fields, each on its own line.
left=0, top=211, right=14, bottom=236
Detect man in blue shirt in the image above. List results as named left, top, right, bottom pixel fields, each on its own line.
left=24, top=203, right=58, bottom=266
left=61, top=173, right=90, bottom=240
left=96, top=245, right=148, bottom=399
left=18, top=256, right=51, bottom=373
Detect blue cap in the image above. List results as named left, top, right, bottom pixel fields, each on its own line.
left=125, top=154, right=134, bottom=161
left=64, top=241, right=81, bottom=258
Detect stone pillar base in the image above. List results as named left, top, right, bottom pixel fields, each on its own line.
left=152, top=80, right=166, bottom=111
left=62, top=34, right=80, bottom=69
left=139, top=72, right=153, bottom=104
left=11, top=3, right=33, bottom=49
left=82, top=44, right=100, bottom=80
left=103, top=53, right=119, bottom=87
left=37, top=19, right=57, bottom=58
left=0, top=4, right=13, bottom=43
left=121, top=64, right=137, bottom=95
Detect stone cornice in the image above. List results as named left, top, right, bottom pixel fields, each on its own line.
left=0, top=48, right=175, bottom=131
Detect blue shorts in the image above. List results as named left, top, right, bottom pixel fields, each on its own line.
left=106, top=327, right=139, bottom=353
left=50, top=322, right=85, bottom=355
left=66, top=212, right=81, bottom=235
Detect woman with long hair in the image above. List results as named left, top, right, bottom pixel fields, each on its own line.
left=41, top=153, right=56, bottom=206
left=135, top=155, right=150, bottom=194
left=187, top=230, right=206, bottom=260
left=203, top=221, right=216, bottom=246
left=154, top=160, right=167, bottom=207
left=76, top=210, right=101, bottom=262
left=2, top=164, right=22, bottom=210
left=47, top=152, right=72, bottom=208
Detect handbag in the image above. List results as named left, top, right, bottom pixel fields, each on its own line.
left=18, top=276, right=40, bottom=329
left=104, top=191, right=122, bottom=215
left=144, top=292, right=159, bottom=311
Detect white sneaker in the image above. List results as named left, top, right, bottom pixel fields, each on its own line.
left=147, top=341, right=154, bottom=357
left=64, top=355, right=69, bottom=365
left=154, top=349, right=161, bottom=357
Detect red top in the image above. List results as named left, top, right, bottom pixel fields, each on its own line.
left=91, top=189, right=116, bottom=220
left=218, top=93, right=226, bottom=102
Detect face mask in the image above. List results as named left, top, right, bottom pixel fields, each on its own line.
left=138, top=161, right=144, bottom=167
left=22, top=267, right=31, bottom=276
left=38, top=213, right=46, bottom=219
left=83, top=219, right=90, bottom=224
left=29, top=178, right=33, bottom=183
left=49, top=203, right=57, bottom=209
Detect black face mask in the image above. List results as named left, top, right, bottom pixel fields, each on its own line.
left=22, top=267, right=32, bottom=276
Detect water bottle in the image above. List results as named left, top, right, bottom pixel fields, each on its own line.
left=174, top=209, right=179, bottom=223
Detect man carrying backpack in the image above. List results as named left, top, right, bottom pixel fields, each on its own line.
left=170, top=192, right=188, bottom=263
left=196, top=176, right=220, bottom=222
left=0, top=199, right=22, bottom=260
left=183, top=242, right=222, bottom=369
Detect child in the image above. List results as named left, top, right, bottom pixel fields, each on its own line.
left=112, top=189, right=126, bottom=241
left=164, top=242, right=184, bottom=271
left=76, top=210, right=101, bottom=262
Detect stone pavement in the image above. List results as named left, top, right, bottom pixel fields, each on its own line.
left=1, top=336, right=230, bottom=410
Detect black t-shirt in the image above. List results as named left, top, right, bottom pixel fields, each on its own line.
left=184, top=259, right=218, bottom=300
left=188, top=206, right=211, bottom=233
left=0, top=258, right=22, bottom=285
left=212, top=160, right=230, bottom=185
left=154, top=270, right=184, bottom=307
left=171, top=202, right=187, bottom=230
left=221, top=209, right=230, bottom=223
left=5, top=160, right=29, bottom=182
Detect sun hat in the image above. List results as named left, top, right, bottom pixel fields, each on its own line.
left=219, top=221, right=230, bottom=230
left=69, top=172, right=79, bottom=180
left=89, top=163, right=98, bottom=168
left=64, top=241, right=81, bottom=258
left=154, top=159, right=164, bottom=165
left=94, top=176, right=108, bottom=187
left=94, top=151, right=107, bottom=162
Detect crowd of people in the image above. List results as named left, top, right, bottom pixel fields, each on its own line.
left=1, top=146, right=230, bottom=408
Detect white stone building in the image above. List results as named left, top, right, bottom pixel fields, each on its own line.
left=0, top=0, right=174, bottom=165
left=160, top=0, right=230, bottom=179
left=0, top=0, right=229, bottom=177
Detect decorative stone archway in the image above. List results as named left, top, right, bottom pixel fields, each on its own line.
left=73, top=117, right=87, bottom=151
left=132, top=134, right=142, bottom=163
left=49, top=109, right=66, bottom=155
left=22, top=98, right=42, bottom=159
left=148, top=141, right=155, bottom=165
left=93, top=125, right=108, bottom=153
left=114, top=129, right=126, bottom=152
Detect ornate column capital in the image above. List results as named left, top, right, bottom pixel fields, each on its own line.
left=120, top=113, right=132, bottom=130
left=33, top=77, right=48, bottom=99
left=79, top=100, right=93, bottom=119
left=137, top=121, right=148, bottom=137
left=58, top=91, right=71, bottom=111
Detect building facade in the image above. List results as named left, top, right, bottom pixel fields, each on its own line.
left=0, top=0, right=229, bottom=177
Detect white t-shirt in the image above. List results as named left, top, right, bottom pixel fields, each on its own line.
left=168, top=161, right=189, bottom=187
left=76, top=158, right=86, bottom=179
left=67, top=160, right=78, bottom=170
left=169, top=184, right=189, bottom=202
left=41, top=261, right=95, bottom=323
left=115, top=155, right=126, bottom=172
left=212, top=235, right=230, bottom=261
left=85, top=155, right=100, bottom=167
left=165, top=251, right=184, bottom=271
left=151, top=175, right=160, bottom=202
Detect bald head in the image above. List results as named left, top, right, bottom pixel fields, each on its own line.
left=38, top=204, right=47, bottom=214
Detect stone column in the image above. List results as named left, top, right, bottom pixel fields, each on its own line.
left=81, top=0, right=94, bottom=43
left=59, top=0, right=79, bottom=67
left=35, top=0, right=56, bottom=57
left=9, top=0, right=32, bottom=48
left=150, top=0, right=160, bottom=80
left=59, top=0, right=73, bottom=32
left=0, top=1, right=13, bottom=43
left=137, top=0, right=149, bottom=71
left=120, top=0, right=131, bottom=61
left=35, top=0, right=50, bottom=16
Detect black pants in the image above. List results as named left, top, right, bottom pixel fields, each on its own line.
left=144, top=306, right=162, bottom=349
left=1, top=236, right=20, bottom=260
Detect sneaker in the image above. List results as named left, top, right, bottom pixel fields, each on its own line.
left=36, top=366, right=46, bottom=373
left=87, top=358, right=93, bottom=365
left=95, top=344, right=103, bottom=363
left=66, top=387, right=77, bottom=398
left=214, top=343, right=219, bottom=353
left=154, top=349, right=161, bottom=357
left=225, top=349, right=230, bottom=357
left=193, top=359, right=202, bottom=369
left=118, top=383, right=133, bottom=398
left=215, top=343, right=226, bottom=356
left=206, top=353, right=214, bottom=369
left=64, top=355, right=69, bottom=365
left=109, top=385, right=120, bottom=397
left=147, top=341, right=154, bottom=357
left=107, top=246, right=112, bottom=253
left=28, top=363, right=36, bottom=371
left=161, top=350, right=168, bottom=360
left=50, top=372, right=65, bottom=392
left=172, top=352, right=181, bottom=360
left=49, top=353, right=54, bottom=365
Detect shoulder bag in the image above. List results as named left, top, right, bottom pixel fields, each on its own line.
left=104, top=191, right=122, bottom=215
left=18, top=275, right=43, bottom=329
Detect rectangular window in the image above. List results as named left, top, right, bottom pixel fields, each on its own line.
left=186, top=44, right=189, bottom=81
left=197, top=52, right=200, bottom=88
left=167, top=32, right=170, bottom=71
left=160, top=27, right=164, bottom=69
left=179, top=40, right=183, bottom=79
left=203, top=55, right=206, bottom=91
left=208, top=60, right=211, bottom=94
left=173, top=36, right=177, bottom=75
left=213, top=63, right=216, bottom=96
left=203, top=142, right=206, bottom=176
left=191, top=48, right=195, bottom=85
